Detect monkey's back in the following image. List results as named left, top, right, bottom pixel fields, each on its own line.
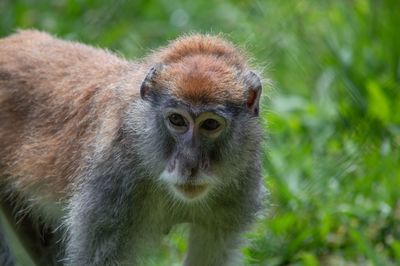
left=0, top=30, right=134, bottom=200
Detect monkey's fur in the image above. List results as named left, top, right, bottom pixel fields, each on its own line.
left=0, top=30, right=265, bottom=265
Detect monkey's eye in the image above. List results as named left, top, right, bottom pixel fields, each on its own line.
left=201, top=119, right=220, bottom=131
left=197, top=113, right=226, bottom=138
left=168, top=113, right=187, bottom=128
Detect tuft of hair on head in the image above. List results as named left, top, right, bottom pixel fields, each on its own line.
left=151, top=34, right=249, bottom=70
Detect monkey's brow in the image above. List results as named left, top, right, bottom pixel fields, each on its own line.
left=162, top=98, right=243, bottom=117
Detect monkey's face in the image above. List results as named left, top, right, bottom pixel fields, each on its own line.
left=158, top=105, right=230, bottom=201
left=139, top=60, right=262, bottom=202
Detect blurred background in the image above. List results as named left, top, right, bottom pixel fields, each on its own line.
left=1, top=0, right=399, bottom=265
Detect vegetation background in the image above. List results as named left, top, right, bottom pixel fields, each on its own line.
left=1, top=0, right=399, bottom=265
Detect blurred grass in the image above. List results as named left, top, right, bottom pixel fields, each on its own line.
left=1, top=0, right=399, bottom=265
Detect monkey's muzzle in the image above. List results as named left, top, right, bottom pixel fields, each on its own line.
left=174, top=184, right=209, bottom=199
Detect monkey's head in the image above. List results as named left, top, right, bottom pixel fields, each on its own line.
left=136, top=35, right=263, bottom=202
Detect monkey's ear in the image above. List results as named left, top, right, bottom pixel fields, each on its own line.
left=244, top=71, right=262, bottom=116
left=140, top=63, right=164, bottom=100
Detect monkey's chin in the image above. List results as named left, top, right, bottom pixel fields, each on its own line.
left=173, top=184, right=209, bottom=200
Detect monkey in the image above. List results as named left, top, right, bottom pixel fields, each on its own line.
left=0, top=30, right=265, bottom=265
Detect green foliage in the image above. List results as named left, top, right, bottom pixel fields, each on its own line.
left=1, top=0, right=399, bottom=265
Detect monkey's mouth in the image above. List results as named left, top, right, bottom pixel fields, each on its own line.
left=174, top=184, right=209, bottom=199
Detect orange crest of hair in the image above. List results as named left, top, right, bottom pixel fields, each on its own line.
left=151, top=34, right=250, bottom=105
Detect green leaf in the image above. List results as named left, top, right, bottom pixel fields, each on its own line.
left=366, top=80, right=390, bottom=123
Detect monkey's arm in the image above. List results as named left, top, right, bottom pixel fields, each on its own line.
left=66, top=184, right=133, bottom=264
left=64, top=147, right=144, bottom=266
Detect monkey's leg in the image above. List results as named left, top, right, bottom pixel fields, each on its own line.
left=0, top=198, right=49, bottom=266
left=184, top=224, right=244, bottom=266
left=0, top=221, right=15, bottom=266
left=0, top=199, right=62, bottom=266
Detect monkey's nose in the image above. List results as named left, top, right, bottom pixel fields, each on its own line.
left=182, top=162, right=199, bottom=178
left=189, top=166, right=199, bottom=178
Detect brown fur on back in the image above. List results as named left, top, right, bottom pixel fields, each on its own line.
left=0, top=30, right=136, bottom=199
